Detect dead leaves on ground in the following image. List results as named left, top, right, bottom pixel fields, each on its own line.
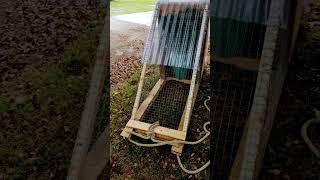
left=0, top=0, right=100, bottom=83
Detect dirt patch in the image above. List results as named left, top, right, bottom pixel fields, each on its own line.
left=110, top=18, right=148, bottom=89
left=0, top=0, right=100, bottom=87
left=110, top=37, right=144, bottom=87
left=0, top=1, right=106, bottom=178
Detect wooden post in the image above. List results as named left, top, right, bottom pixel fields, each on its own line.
left=67, top=13, right=108, bottom=180
left=232, top=1, right=284, bottom=179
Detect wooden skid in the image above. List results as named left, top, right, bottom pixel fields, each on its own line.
left=124, top=120, right=187, bottom=141
left=120, top=73, right=190, bottom=151
left=120, top=65, right=196, bottom=154
left=120, top=67, right=200, bottom=155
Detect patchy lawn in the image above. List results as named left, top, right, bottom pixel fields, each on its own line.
left=0, top=2, right=106, bottom=178
left=111, top=0, right=155, bottom=16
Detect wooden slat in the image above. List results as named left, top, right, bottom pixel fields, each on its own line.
left=160, top=65, right=166, bottom=80
left=67, top=15, right=108, bottom=179
left=183, top=5, right=208, bottom=132
left=80, top=127, right=109, bottom=180
left=288, top=0, right=304, bottom=63
left=171, top=104, right=188, bottom=155
left=172, top=6, right=209, bottom=154
left=121, top=71, right=164, bottom=139
left=131, top=64, right=147, bottom=118
left=165, top=77, right=191, bottom=84
left=135, top=129, right=177, bottom=141
left=125, top=120, right=187, bottom=141
left=201, top=24, right=210, bottom=78
left=120, top=127, right=133, bottom=138
left=215, top=57, right=260, bottom=71
left=134, top=78, right=165, bottom=120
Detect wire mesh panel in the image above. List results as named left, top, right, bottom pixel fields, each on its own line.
left=139, top=65, right=161, bottom=104
left=210, top=62, right=258, bottom=179
left=142, top=80, right=190, bottom=129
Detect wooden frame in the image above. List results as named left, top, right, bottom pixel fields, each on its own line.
left=121, top=4, right=209, bottom=156
left=120, top=65, right=199, bottom=155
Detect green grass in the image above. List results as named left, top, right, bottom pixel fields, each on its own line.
left=111, top=0, right=155, bottom=16
left=110, top=67, right=142, bottom=131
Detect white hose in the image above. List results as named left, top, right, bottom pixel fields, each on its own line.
left=177, top=154, right=210, bottom=174
left=301, top=109, right=320, bottom=158
left=127, top=96, right=211, bottom=174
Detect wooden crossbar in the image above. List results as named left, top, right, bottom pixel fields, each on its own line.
left=124, top=120, right=187, bottom=141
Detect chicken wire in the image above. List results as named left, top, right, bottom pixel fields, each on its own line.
left=136, top=64, right=201, bottom=130
left=141, top=80, right=190, bottom=129
left=210, top=62, right=258, bottom=179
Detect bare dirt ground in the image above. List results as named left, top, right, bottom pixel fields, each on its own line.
left=110, top=18, right=147, bottom=88
left=0, top=1, right=105, bottom=178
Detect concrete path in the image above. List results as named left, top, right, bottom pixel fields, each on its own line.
left=113, top=11, right=153, bottom=27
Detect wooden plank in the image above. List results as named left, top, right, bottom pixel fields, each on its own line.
left=183, top=77, right=200, bottom=132
left=215, top=57, right=260, bottom=71
left=135, top=129, right=178, bottom=141
left=171, top=104, right=188, bottom=155
left=80, top=127, right=109, bottom=180
left=288, top=0, right=304, bottom=63
left=172, top=77, right=200, bottom=155
left=165, top=77, right=191, bottom=84
left=67, top=14, right=108, bottom=179
left=236, top=1, right=283, bottom=178
left=131, top=64, right=147, bottom=118
left=183, top=5, right=208, bottom=132
left=134, top=78, right=165, bottom=120
left=120, top=127, right=133, bottom=138
left=160, top=65, right=166, bottom=80
left=201, top=24, right=210, bottom=78
left=121, top=64, right=149, bottom=139
left=125, top=120, right=187, bottom=141
left=171, top=6, right=209, bottom=154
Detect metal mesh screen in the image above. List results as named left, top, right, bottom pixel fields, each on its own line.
left=210, top=62, right=258, bottom=179
left=139, top=65, right=161, bottom=104
left=142, top=80, right=190, bottom=129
